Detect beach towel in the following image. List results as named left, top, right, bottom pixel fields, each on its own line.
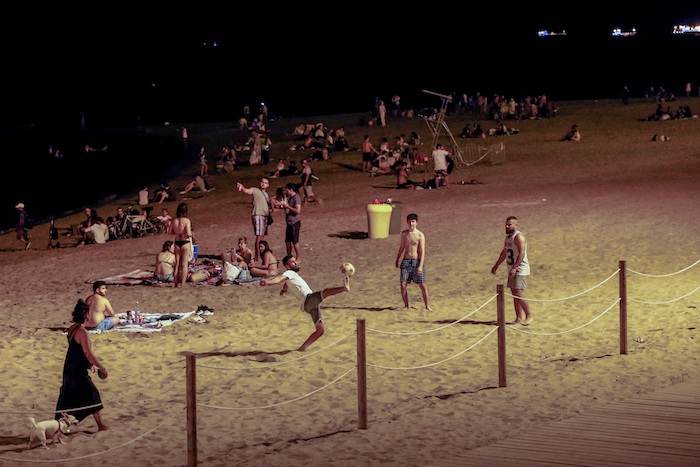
left=87, top=311, right=197, bottom=333
left=184, top=264, right=264, bottom=286
left=90, top=266, right=265, bottom=287
left=89, top=269, right=154, bottom=285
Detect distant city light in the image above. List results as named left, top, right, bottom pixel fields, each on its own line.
left=611, top=27, right=637, bottom=37
left=537, top=29, right=567, bottom=37
left=673, top=24, right=700, bottom=35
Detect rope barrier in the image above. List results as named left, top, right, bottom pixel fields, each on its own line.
left=0, top=402, right=104, bottom=416
left=628, top=258, right=700, bottom=277
left=197, top=367, right=356, bottom=410
left=367, top=328, right=498, bottom=370
left=506, top=298, right=621, bottom=336
left=197, top=333, right=354, bottom=370
left=367, top=294, right=497, bottom=335
left=504, top=269, right=620, bottom=302
left=629, top=285, right=700, bottom=304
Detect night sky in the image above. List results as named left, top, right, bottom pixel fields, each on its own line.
left=4, top=3, right=700, bottom=126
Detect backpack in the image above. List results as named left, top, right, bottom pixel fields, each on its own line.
left=25, top=214, right=34, bottom=229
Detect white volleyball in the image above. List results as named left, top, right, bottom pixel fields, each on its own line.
left=341, top=262, right=355, bottom=276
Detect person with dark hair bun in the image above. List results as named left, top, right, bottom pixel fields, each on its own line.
left=55, top=300, right=109, bottom=430
left=155, top=240, right=176, bottom=283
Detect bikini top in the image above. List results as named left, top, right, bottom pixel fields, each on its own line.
left=157, top=253, right=175, bottom=268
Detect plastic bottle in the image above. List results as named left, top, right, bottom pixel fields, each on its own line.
left=134, top=302, right=141, bottom=324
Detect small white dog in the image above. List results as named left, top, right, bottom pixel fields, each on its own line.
left=27, top=413, right=79, bottom=449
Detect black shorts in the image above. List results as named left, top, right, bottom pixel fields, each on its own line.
left=285, top=221, right=301, bottom=243
left=362, top=152, right=373, bottom=162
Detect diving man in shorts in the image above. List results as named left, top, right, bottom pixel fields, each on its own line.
left=260, top=256, right=350, bottom=351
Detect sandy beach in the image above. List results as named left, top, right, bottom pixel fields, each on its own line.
left=0, top=98, right=698, bottom=466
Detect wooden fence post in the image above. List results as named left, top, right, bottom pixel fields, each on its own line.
left=357, top=319, right=367, bottom=429
left=497, top=284, right=506, bottom=387
left=619, top=260, right=628, bottom=355
left=185, top=352, right=197, bottom=467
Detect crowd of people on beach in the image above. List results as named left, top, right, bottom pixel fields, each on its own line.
left=27, top=85, right=700, bottom=435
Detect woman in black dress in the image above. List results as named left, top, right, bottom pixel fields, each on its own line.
left=55, top=300, right=109, bottom=430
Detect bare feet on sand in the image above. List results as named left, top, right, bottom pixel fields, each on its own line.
left=523, top=316, right=533, bottom=326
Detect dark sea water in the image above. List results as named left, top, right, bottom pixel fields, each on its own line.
left=2, top=34, right=697, bottom=233
left=1, top=127, right=189, bottom=233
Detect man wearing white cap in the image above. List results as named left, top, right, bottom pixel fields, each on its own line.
left=15, top=203, right=31, bottom=250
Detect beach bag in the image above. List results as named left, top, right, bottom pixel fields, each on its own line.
left=188, top=269, right=210, bottom=283
left=223, top=261, right=242, bottom=281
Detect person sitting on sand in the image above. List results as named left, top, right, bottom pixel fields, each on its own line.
left=271, top=159, right=286, bottom=178
left=222, top=237, right=254, bottom=280
left=249, top=240, right=279, bottom=277
left=180, top=174, right=211, bottom=194
left=84, top=281, right=120, bottom=331
left=280, top=160, right=299, bottom=177
left=396, top=161, right=418, bottom=189
left=78, top=207, right=99, bottom=246
left=370, top=153, right=398, bottom=177
left=83, top=217, right=110, bottom=244
left=155, top=240, right=176, bottom=283
left=562, top=124, right=581, bottom=141
left=156, top=208, right=172, bottom=231
left=153, top=181, right=177, bottom=203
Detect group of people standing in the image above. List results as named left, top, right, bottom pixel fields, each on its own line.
left=394, top=213, right=532, bottom=328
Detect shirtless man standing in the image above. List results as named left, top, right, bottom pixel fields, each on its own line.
left=361, top=135, right=380, bottom=173
left=395, top=213, right=431, bottom=310
left=85, top=281, right=120, bottom=331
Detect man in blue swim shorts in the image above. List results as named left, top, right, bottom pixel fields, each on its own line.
left=84, top=281, right=120, bottom=331
left=93, top=316, right=116, bottom=331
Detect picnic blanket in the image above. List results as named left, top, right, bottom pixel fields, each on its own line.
left=87, top=311, right=198, bottom=333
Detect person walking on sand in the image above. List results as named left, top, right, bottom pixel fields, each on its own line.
left=491, top=215, right=532, bottom=325
left=300, top=159, right=321, bottom=204
left=259, top=255, right=351, bottom=351
left=395, top=213, right=431, bottom=310
left=236, top=177, right=271, bottom=262
left=168, top=202, right=193, bottom=288
left=15, top=202, right=31, bottom=250
left=55, top=299, right=109, bottom=431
